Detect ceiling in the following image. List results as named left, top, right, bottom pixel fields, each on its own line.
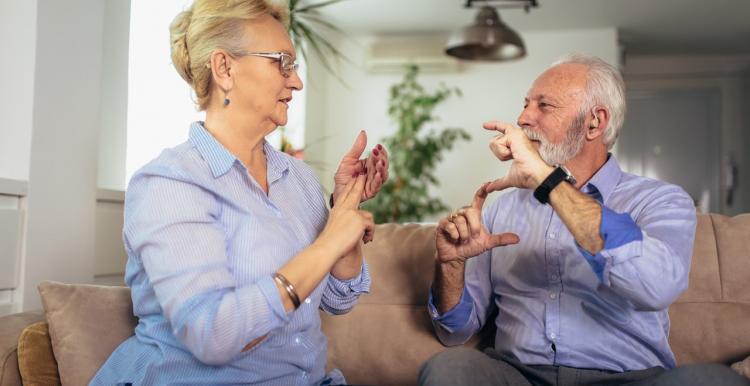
left=315, top=0, right=750, bottom=54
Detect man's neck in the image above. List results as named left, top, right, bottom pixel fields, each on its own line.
left=565, top=146, right=609, bottom=189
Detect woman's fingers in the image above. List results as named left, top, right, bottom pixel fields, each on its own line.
left=341, top=173, right=366, bottom=208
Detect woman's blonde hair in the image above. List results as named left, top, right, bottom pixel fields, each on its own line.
left=170, top=0, right=289, bottom=110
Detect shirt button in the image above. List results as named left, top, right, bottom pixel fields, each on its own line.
left=304, top=298, right=311, bottom=304
left=294, top=337, right=301, bottom=344
left=549, top=233, right=557, bottom=239
left=550, top=274, right=558, bottom=281
left=550, top=333, right=556, bottom=340
left=549, top=293, right=557, bottom=299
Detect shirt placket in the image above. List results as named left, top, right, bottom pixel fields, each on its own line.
left=544, top=210, right=564, bottom=363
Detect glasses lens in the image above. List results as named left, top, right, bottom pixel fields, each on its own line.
left=280, top=54, right=296, bottom=76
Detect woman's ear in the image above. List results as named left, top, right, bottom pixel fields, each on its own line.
left=209, top=50, right=234, bottom=91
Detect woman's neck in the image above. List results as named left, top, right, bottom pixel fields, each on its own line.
left=204, top=110, right=275, bottom=193
left=204, top=111, right=269, bottom=169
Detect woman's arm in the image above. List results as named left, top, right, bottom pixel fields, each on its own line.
left=126, top=172, right=372, bottom=365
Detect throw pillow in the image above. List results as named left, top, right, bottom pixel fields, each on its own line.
left=38, top=281, right=136, bottom=386
left=17, top=321, right=60, bottom=386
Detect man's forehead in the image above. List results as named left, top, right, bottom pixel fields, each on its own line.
left=526, top=64, right=588, bottom=101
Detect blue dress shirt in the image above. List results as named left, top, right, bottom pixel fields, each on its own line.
left=91, top=122, right=370, bottom=386
left=429, top=155, right=696, bottom=372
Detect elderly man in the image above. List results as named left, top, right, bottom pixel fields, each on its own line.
left=419, top=55, right=748, bottom=386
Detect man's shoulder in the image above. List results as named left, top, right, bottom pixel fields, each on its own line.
left=618, top=171, right=691, bottom=200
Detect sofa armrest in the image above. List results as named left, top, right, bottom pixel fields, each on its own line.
left=0, top=311, right=45, bottom=386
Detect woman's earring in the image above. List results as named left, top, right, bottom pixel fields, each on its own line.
left=223, top=90, right=230, bottom=107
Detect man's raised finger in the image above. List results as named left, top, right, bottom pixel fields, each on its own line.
left=471, top=182, right=491, bottom=210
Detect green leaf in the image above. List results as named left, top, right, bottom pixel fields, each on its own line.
left=294, top=0, right=349, bottom=13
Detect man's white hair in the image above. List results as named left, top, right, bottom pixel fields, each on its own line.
left=552, top=54, right=626, bottom=150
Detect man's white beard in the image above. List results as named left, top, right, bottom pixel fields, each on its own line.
left=522, top=113, right=587, bottom=165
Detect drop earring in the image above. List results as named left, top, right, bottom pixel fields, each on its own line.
left=223, top=90, right=230, bottom=107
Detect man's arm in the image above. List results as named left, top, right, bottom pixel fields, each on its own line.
left=546, top=175, right=696, bottom=310
left=433, top=259, right=466, bottom=314
left=548, top=181, right=604, bottom=254
left=483, top=121, right=696, bottom=311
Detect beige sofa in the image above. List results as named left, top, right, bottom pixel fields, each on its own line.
left=2, top=214, right=750, bottom=385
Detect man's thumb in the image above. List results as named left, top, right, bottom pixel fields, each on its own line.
left=489, top=232, right=520, bottom=248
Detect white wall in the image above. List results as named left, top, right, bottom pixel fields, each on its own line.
left=305, top=29, right=619, bottom=219
left=97, top=0, right=131, bottom=191
left=0, top=0, right=36, bottom=181
left=22, top=0, right=105, bottom=310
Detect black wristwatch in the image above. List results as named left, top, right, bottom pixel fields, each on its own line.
left=533, top=165, right=576, bottom=204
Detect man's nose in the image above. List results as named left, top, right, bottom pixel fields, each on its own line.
left=517, top=107, right=534, bottom=128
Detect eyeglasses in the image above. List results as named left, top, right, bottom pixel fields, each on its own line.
left=234, top=51, right=299, bottom=78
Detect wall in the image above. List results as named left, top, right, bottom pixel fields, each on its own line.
left=98, top=0, right=131, bottom=191
left=624, top=54, right=750, bottom=216
left=21, top=0, right=106, bottom=310
left=305, top=28, right=619, bottom=220
left=0, top=0, right=36, bottom=181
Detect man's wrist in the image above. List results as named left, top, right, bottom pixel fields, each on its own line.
left=531, top=163, right=555, bottom=188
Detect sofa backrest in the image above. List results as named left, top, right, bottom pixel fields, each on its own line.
left=668, top=213, right=750, bottom=365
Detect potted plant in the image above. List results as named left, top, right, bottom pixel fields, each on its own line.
left=363, top=65, right=470, bottom=223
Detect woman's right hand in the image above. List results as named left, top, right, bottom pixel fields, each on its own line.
left=317, top=173, right=375, bottom=257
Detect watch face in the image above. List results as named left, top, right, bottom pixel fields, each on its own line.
left=558, top=165, right=577, bottom=185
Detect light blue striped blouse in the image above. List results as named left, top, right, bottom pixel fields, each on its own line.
left=429, top=155, right=697, bottom=372
left=90, top=122, right=370, bottom=386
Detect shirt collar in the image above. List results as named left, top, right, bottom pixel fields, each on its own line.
left=263, top=140, right=290, bottom=184
left=189, top=122, right=238, bottom=178
left=189, top=121, right=290, bottom=181
left=582, top=153, right=622, bottom=204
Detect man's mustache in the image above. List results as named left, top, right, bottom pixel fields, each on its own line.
left=521, top=127, right=543, bottom=142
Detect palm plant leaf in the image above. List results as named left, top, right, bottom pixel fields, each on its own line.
left=294, top=0, right=349, bottom=13
left=288, top=0, right=351, bottom=84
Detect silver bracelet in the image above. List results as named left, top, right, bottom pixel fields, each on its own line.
left=273, top=272, right=301, bottom=309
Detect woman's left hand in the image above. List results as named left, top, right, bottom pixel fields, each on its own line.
left=332, top=130, right=389, bottom=206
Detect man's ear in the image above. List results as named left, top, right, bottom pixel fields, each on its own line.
left=587, top=106, right=609, bottom=141
left=209, top=49, right=234, bottom=92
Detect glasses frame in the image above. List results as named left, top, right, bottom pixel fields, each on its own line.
left=234, top=51, right=299, bottom=78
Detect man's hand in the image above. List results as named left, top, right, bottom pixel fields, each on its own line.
left=483, top=121, right=554, bottom=193
left=332, top=131, right=389, bottom=205
left=436, top=183, right=519, bottom=263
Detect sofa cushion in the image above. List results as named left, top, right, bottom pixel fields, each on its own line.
left=17, top=322, right=59, bottom=386
left=38, top=281, right=136, bottom=386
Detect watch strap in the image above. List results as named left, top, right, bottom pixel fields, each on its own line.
left=534, top=167, right=568, bottom=204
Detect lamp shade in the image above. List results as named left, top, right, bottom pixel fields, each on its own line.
left=445, top=6, right=526, bottom=61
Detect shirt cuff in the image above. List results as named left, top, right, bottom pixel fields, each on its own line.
left=577, top=205, right=643, bottom=283
left=427, top=287, right=473, bottom=334
left=257, top=275, right=292, bottom=322
left=327, top=262, right=371, bottom=296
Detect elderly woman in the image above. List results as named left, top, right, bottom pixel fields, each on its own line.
left=90, top=1, right=388, bottom=385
